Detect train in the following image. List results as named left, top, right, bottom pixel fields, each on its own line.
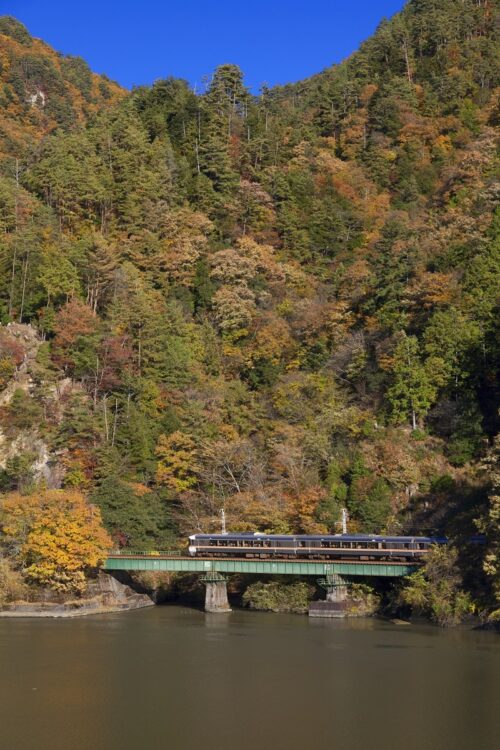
left=188, top=532, right=449, bottom=563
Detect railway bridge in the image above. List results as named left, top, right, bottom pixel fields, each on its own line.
left=104, top=553, right=418, bottom=615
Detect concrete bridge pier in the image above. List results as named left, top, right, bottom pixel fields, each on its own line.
left=323, top=573, right=348, bottom=603
left=309, top=573, right=349, bottom=618
left=200, top=572, right=231, bottom=613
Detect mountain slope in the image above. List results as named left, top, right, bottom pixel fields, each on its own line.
left=0, top=1, right=498, bottom=614
left=0, top=17, right=124, bottom=162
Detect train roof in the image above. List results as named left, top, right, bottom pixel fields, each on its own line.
left=189, top=533, right=447, bottom=542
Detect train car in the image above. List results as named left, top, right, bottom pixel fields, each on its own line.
left=188, top=533, right=448, bottom=563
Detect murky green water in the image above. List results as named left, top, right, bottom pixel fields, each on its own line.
left=0, top=606, right=498, bottom=750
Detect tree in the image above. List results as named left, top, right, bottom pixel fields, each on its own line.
left=348, top=475, right=392, bottom=533
left=91, top=477, right=173, bottom=551
left=37, top=242, right=80, bottom=307
left=387, top=333, right=437, bottom=430
left=399, top=546, right=472, bottom=626
left=476, top=435, right=500, bottom=616
left=1, top=489, right=111, bottom=593
left=155, top=431, right=199, bottom=493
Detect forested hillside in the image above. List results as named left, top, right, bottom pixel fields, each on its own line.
left=0, top=3, right=498, bottom=617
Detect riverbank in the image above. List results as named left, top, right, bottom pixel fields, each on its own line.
left=0, top=572, right=153, bottom=618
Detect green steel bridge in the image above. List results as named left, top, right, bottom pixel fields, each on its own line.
left=105, top=553, right=417, bottom=578
left=105, top=553, right=419, bottom=614
left=105, top=553, right=418, bottom=614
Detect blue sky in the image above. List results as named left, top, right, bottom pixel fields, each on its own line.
left=2, top=1, right=406, bottom=92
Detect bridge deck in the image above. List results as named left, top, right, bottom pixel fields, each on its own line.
left=105, top=555, right=417, bottom=577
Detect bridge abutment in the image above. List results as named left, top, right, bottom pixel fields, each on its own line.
left=200, top=572, right=231, bottom=613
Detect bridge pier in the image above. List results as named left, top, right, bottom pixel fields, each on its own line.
left=323, top=573, right=348, bottom=603
left=200, top=572, right=231, bottom=613
left=309, top=573, right=349, bottom=617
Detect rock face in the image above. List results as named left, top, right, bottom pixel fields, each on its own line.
left=0, top=322, right=51, bottom=479
left=0, top=322, right=72, bottom=487
left=0, top=322, right=40, bottom=406
left=0, top=572, right=154, bottom=617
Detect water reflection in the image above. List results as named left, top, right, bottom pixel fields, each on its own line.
left=0, top=607, right=498, bottom=750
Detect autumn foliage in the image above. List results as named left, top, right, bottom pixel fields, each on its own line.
left=0, top=4, right=497, bottom=612
left=1, top=490, right=112, bottom=593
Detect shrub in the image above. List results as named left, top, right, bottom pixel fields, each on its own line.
left=243, top=581, right=313, bottom=613
left=0, top=557, right=27, bottom=605
left=399, top=546, right=472, bottom=626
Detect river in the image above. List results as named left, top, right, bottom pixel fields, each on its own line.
left=0, top=606, right=498, bottom=750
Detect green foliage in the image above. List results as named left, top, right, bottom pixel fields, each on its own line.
left=243, top=580, right=313, bottom=613
left=5, top=389, right=43, bottom=431
left=399, top=546, right=472, bottom=626
left=387, top=334, right=437, bottom=429
left=476, top=436, right=500, bottom=613
left=90, top=477, right=174, bottom=551
left=347, top=457, right=392, bottom=533
left=59, top=56, right=93, bottom=100
left=0, top=452, right=36, bottom=493
left=0, top=17, right=32, bottom=45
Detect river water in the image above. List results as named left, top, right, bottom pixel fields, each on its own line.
left=0, top=606, right=498, bottom=750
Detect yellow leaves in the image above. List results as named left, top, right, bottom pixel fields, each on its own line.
left=282, top=263, right=313, bottom=296
left=210, top=248, right=256, bottom=285
left=276, top=298, right=294, bottom=317
left=157, top=207, right=213, bottom=286
left=382, top=149, right=397, bottom=162
left=433, top=134, right=453, bottom=157
left=272, top=378, right=304, bottom=418
left=1, top=489, right=112, bottom=593
left=155, top=431, right=199, bottom=493
left=245, top=318, right=294, bottom=369
left=126, top=482, right=152, bottom=497
left=237, top=236, right=285, bottom=283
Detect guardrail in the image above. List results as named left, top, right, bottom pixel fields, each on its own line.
left=109, top=550, right=184, bottom=557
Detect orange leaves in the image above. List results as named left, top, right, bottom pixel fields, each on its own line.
left=409, top=270, right=458, bottom=310
left=1, top=489, right=111, bottom=592
left=322, top=299, right=355, bottom=346
left=53, top=299, right=97, bottom=350
left=285, top=486, right=328, bottom=534
left=337, top=258, right=373, bottom=305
